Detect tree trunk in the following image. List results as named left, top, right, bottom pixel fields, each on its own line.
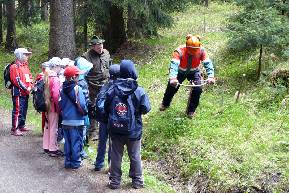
left=41, top=0, right=48, bottom=21
left=49, top=0, right=76, bottom=59
left=281, top=0, right=286, bottom=15
left=103, top=3, right=126, bottom=54
left=83, top=16, right=88, bottom=50
left=0, top=2, right=3, bottom=44
left=127, top=4, right=136, bottom=38
left=5, top=0, right=17, bottom=51
left=204, top=0, right=209, bottom=7
left=257, top=44, right=263, bottom=79
left=127, top=4, right=142, bottom=38
left=18, top=0, right=30, bottom=26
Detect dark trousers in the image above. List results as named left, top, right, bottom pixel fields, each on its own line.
left=11, top=95, right=29, bottom=130
left=95, top=122, right=111, bottom=169
left=109, top=135, right=143, bottom=186
left=88, top=84, right=101, bottom=136
left=63, top=125, right=83, bottom=169
left=162, top=71, right=203, bottom=113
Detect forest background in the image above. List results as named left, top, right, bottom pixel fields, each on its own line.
left=0, top=0, right=288, bottom=192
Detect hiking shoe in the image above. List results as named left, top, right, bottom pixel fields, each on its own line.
left=48, top=150, right=64, bottom=157
left=11, top=129, right=23, bottom=136
left=187, top=112, right=196, bottom=119
left=159, top=103, right=169, bottom=111
left=19, top=127, right=31, bottom=132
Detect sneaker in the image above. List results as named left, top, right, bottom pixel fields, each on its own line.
left=108, top=182, right=120, bottom=190
left=11, top=129, right=23, bottom=136
left=159, top=103, right=168, bottom=111
left=187, top=112, right=196, bottom=119
left=19, top=127, right=31, bottom=132
left=132, top=183, right=144, bottom=189
left=44, top=149, right=49, bottom=154
left=48, top=150, right=64, bottom=157
left=94, top=167, right=103, bottom=172
left=71, top=162, right=83, bottom=169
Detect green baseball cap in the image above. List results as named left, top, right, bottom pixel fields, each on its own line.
left=89, top=35, right=105, bottom=46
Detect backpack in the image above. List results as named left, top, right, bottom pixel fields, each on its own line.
left=94, top=83, right=114, bottom=122
left=107, top=93, right=136, bottom=135
left=4, top=62, right=14, bottom=89
left=31, top=78, right=47, bottom=113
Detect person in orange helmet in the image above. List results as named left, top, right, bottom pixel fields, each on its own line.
left=159, top=34, right=215, bottom=118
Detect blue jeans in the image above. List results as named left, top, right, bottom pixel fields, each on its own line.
left=80, top=126, right=88, bottom=158
left=63, top=125, right=83, bottom=169
left=94, top=122, right=111, bottom=169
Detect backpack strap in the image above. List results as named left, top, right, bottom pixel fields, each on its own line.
left=64, top=87, right=86, bottom=116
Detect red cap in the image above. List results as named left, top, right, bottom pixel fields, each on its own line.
left=64, top=66, right=81, bottom=77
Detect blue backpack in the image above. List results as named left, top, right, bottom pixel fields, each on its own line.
left=107, top=94, right=136, bottom=135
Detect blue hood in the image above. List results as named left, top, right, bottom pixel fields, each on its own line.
left=62, top=80, right=77, bottom=101
left=109, top=64, right=120, bottom=79
left=120, top=60, right=138, bottom=80
left=114, top=78, right=138, bottom=97
left=114, top=60, right=138, bottom=97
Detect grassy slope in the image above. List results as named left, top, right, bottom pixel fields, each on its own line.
left=134, top=2, right=288, bottom=193
left=0, top=2, right=288, bottom=192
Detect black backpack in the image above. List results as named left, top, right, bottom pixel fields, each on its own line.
left=107, top=94, right=136, bottom=135
left=32, top=79, right=47, bottom=113
left=4, top=62, right=14, bottom=89
left=94, top=83, right=114, bottom=122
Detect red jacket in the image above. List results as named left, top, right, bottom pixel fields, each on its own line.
left=169, top=45, right=214, bottom=78
left=10, top=60, right=33, bottom=96
left=174, top=45, right=206, bottom=70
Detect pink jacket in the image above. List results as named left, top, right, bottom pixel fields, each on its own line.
left=49, top=71, right=60, bottom=113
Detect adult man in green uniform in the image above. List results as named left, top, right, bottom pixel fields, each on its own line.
left=82, top=35, right=111, bottom=141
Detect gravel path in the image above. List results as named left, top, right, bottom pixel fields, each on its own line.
left=0, top=108, right=144, bottom=193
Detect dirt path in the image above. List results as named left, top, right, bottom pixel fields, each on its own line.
left=0, top=108, right=144, bottom=193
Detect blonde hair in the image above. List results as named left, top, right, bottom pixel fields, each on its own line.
left=44, top=69, right=51, bottom=112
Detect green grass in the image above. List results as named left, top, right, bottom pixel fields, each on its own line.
left=137, top=2, right=288, bottom=193
left=0, top=2, right=288, bottom=192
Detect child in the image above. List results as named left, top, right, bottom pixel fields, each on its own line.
left=74, top=57, right=93, bottom=159
left=103, top=60, right=151, bottom=189
left=35, top=61, right=49, bottom=134
left=94, top=64, right=120, bottom=172
left=43, top=57, right=62, bottom=156
left=10, top=48, right=33, bottom=136
left=59, top=65, right=88, bottom=169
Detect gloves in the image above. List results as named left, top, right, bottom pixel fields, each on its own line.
left=207, top=77, right=215, bottom=84
left=170, top=78, right=179, bottom=88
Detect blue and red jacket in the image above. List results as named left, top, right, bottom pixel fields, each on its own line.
left=169, top=45, right=214, bottom=79
left=10, top=60, right=33, bottom=96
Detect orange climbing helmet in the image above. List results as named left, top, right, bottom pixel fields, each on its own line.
left=186, top=34, right=201, bottom=55
left=186, top=34, right=201, bottom=48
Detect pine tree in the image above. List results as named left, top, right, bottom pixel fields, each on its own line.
left=227, top=0, right=289, bottom=78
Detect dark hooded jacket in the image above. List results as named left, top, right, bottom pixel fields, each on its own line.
left=59, top=80, right=88, bottom=126
left=104, top=60, right=151, bottom=140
